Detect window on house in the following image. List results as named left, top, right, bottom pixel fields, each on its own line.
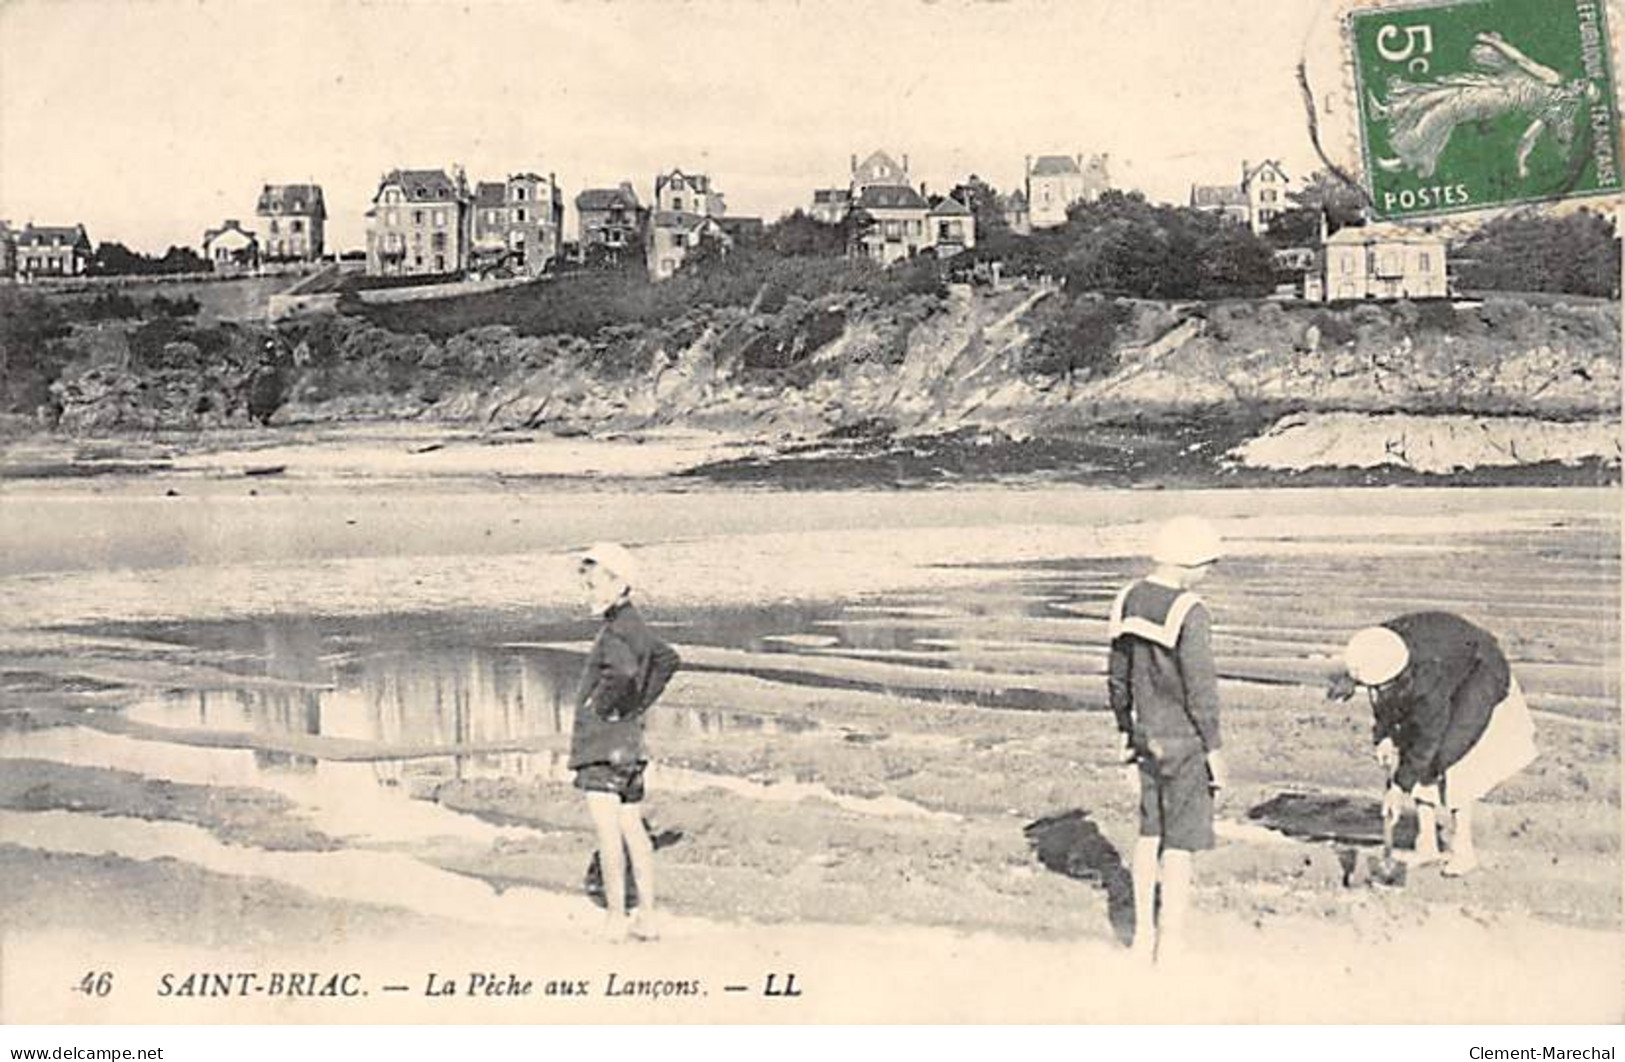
left=672, top=176, right=684, bottom=190
left=292, top=220, right=304, bottom=233
left=413, top=210, right=425, bottom=225
left=884, top=220, right=901, bottom=240
left=432, top=232, right=447, bottom=251
left=387, top=210, right=398, bottom=226
left=270, top=220, right=280, bottom=234
left=435, top=254, right=445, bottom=271
left=516, top=208, right=527, bottom=222
left=1419, top=253, right=1431, bottom=271
left=414, top=254, right=423, bottom=267
left=671, top=196, right=683, bottom=212
left=1341, top=253, right=1354, bottom=274
left=514, top=187, right=527, bottom=201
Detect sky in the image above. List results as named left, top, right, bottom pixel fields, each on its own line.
left=0, top=0, right=1343, bottom=254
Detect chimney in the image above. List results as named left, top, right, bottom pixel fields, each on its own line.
left=1241, top=158, right=1250, bottom=184
left=920, top=182, right=928, bottom=198
left=1025, top=155, right=1033, bottom=177
left=902, top=153, right=910, bottom=175
left=850, top=154, right=858, bottom=176
left=1076, top=153, right=1084, bottom=169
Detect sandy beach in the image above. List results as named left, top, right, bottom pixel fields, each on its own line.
left=1, top=432, right=1618, bottom=1023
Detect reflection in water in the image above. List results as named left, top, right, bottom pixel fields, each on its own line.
left=106, top=570, right=1128, bottom=819
left=128, top=642, right=831, bottom=804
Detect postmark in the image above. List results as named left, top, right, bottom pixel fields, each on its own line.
left=1349, top=0, right=1621, bottom=218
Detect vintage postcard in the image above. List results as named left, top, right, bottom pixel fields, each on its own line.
left=0, top=0, right=1619, bottom=1028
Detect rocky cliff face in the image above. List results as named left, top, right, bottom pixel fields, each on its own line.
left=44, top=287, right=1621, bottom=472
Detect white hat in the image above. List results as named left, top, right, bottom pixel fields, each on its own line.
left=579, top=541, right=637, bottom=590
left=1150, top=516, right=1223, bottom=567
left=1345, top=627, right=1408, bottom=685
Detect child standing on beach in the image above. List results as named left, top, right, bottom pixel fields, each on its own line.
left=1106, top=516, right=1226, bottom=965
left=569, top=542, right=682, bottom=941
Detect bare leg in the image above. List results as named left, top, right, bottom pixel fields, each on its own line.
left=1415, top=802, right=1442, bottom=863
left=585, top=793, right=629, bottom=936
left=1157, top=849, right=1193, bottom=965
left=620, top=805, right=659, bottom=939
left=1444, top=803, right=1479, bottom=876
left=1130, top=836, right=1160, bottom=963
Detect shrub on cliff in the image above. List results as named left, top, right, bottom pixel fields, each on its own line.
left=1024, top=295, right=1130, bottom=383
left=0, top=290, right=74, bottom=415
left=354, top=248, right=945, bottom=342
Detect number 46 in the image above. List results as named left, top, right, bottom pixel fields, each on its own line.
left=1377, top=23, right=1434, bottom=73
left=77, top=971, right=113, bottom=997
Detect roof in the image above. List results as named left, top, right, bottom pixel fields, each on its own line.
left=929, top=195, right=972, bottom=216
left=203, top=219, right=255, bottom=244
left=258, top=183, right=326, bottom=215
left=854, top=150, right=906, bottom=177
left=1324, top=221, right=1446, bottom=246
left=717, top=216, right=764, bottom=236
left=1243, top=159, right=1290, bottom=184
left=1190, top=184, right=1247, bottom=207
left=18, top=224, right=88, bottom=245
left=376, top=169, right=461, bottom=203
left=1030, top=155, right=1082, bottom=177
left=577, top=186, right=641, bottom=211
left=656, top=170, right=711, bottom=195
left=813, top=188, right=851, bottom=204
left=856, top=185, right=928, bottom=210
left=474, top=182, right=507, bottom=207
left=999, top=190, right=1029, bottom=211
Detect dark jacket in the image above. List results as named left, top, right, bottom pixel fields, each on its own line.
left=568, top=600, right=682, bottom=770
left=1107, top=579, right=1222, bottom=760
left=1371, top=612, right=1510, bottom=791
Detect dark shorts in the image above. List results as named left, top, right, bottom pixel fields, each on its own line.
left=1138, top=747, right=1214, bottom=851
left=573, top=761, right=647, bottom=804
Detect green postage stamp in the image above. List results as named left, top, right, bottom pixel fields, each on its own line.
left=1350, top=0, right=1621, bottom=218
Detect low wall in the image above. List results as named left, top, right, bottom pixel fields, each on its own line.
left=354, top=276, right=532, bottom=305
left=267, top=292, right=342, bottom=320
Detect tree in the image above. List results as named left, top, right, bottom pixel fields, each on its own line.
left=765, top=210, right=846, bottom=257
left=90, top=241, right=150, bottom=276
left=1454, top=210, right=1621, bottom=298
left=1198, top=224, right=1279, bottom=297
left=948, top=175, right=1008, bottom=239
left=1276, top=169, right=1368, bottom=246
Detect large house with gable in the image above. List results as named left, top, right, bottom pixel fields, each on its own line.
left=1025, top=154, right=1110, bottom=228
left=470, top=172, right=565, bottom=276
left=365, top=168, right=472, bottom=277
left=646, top=169, right=760, bottom=281
left=14, top=224, right=92, bottom=279
left=820, top=151, right=976, bottom=265
left=256, top=184, right=326, bottom=262
left=575, top=183, right=647, bottom=267
left=1190, top=159, right=1295, bottom=236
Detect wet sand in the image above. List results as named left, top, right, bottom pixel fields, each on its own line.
left=0, top=455, right=1618, bottom=1022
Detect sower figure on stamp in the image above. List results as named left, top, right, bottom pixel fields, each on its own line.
left=570, top=542, right=682, bottom=941
left=1328, top=612, right=1538, bottom=877
left=1107, top=516, right=1226, bottom=966
left=1369, top=31, right=1601, bottom=180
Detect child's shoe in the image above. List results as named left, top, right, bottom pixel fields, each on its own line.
left=1441, top=851, right=1479, bottom=877
left=629, top=911, right=662, bottom=942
